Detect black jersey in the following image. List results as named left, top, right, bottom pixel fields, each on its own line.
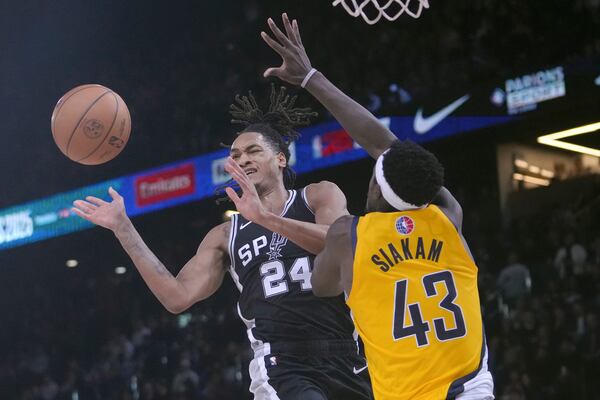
left=228, top=188, right=357, bottom=350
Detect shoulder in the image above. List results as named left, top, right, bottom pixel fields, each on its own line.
left=305, top=180, right=346, bottom=205
left=203, top=221, right=232, bottom=251
left=305, top=180, right=344, bottom=197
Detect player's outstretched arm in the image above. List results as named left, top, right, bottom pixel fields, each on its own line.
left=224, top=157, right=348, bottom=254
left=312, top=215, right=355, bottom=297
left=72, top=188, right=229, bottom=314
left=262, top=13, right=396, bottom=159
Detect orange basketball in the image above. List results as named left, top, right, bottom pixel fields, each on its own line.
left=51, top=84, right=131, bottom=165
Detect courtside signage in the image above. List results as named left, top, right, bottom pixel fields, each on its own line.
left=135, top=163, right=196, bottom=207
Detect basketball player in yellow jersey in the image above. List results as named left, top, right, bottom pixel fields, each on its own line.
left=312, top=142, right=494, bottom=400
left=261, top=14, right=494, bottom=399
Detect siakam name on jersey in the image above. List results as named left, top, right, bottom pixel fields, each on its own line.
left=371, top=237, right=444, bottom=272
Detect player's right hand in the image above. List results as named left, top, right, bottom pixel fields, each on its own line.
left=72, top=187, right=128, bottom=231
left=262, top=13, right=313, bottom=86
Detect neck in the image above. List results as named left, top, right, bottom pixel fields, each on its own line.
left=258, top=183, right=290, bottom=215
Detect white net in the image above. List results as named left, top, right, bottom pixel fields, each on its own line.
left=332, top=0, right=429, bottom=24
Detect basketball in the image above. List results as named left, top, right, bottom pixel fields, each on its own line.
left=51, top=84, right=131, bottom=165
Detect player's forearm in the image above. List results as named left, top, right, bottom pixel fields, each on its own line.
left=306, top=71, right=397, bottom=158
left=313, top=251, right=343, bottom=297
left=113, top=219, right=190, bottom=313
left=257, top=213, right=328, bottom=255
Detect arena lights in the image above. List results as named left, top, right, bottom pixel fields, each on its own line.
left=65, top=259, right=78, bottom=268
left=512, top=173, right=550, bottom=187
left=514, top=159, right=529, bottom=169
left=537, top=122, right=600, bottom=157
left=513, top=159, right=555, bottom=179
left=540, top=169, right=555, bottom=178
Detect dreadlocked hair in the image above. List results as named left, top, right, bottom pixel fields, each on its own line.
left=215, top=85, right=317, bottom=203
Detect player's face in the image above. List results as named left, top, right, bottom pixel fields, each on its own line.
left=230, top=132, right=286, bottom=193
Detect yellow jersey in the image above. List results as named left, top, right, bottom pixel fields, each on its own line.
left=346, top=205, right=485, bottom=400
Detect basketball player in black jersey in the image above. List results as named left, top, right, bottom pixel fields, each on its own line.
left=71, top=86, right=373, bottom=399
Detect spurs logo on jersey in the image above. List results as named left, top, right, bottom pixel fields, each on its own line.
left=228, top=188, right=357, bottom=349
left=267, top=233, right=288, bottom=260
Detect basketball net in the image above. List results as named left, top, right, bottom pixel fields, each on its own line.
left=332, top=0, right=429, bottom=24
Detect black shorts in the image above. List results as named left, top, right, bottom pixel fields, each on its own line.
left=248, top=340, right=373, bottom=400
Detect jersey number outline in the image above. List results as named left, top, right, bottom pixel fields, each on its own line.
left=260, top=257, right=312, bottom=298
left=393, top=270, right=467, bottom=347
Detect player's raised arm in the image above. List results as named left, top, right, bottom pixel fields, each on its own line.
left=261, top=13, right=396, bottom=159
left=262, top=14, right=463, bottom=220
left=224, top=157, right=348, bottom=254
left=72, top=187, right=229, bottom=314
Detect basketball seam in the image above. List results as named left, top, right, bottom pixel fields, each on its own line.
left=51, top=85, right=101, bottom=147
left=76, top=92, right=120, bottom=163
left=65, top=90, right=112, bottom=158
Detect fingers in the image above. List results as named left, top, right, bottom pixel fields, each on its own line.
left=224, top=157, right=242, bottom=178
left=282, top=13, right=298, bottom=46
left=225, top=187, right=241, bottom=204
left=292, top=19, right=303, bottom=46
left=73, top=200, right=97, bottom=214
left=267, top=17, right=293, bottom=48
left=86, top=196, right=108, bottom=207
left=71, top=207, right=91, bottom=221
left=224, top=158, right=253, bottom=193
left=264, top=67, right=283, bottom=79
left=108, top=186, right=121, bottom=201
left=261, top=31, right=286, bottom=57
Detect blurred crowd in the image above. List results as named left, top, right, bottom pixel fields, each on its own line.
left=463, top=184, right=600, bottom=400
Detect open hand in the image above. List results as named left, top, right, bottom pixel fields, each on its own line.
left=224, top=157, right=269, bottom=223
left=261, top=13, right=313, bottom=86
left=72, top=187, right=128, bottom=231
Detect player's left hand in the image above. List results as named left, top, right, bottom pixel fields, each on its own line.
left=262, top=13, right=313, bottom=86
left=224, top=157, right=269, bottom=223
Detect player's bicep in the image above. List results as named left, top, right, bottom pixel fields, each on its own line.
left=176, top=224, right=229, bottom=305
left=306, top=181, right=349, bottom=225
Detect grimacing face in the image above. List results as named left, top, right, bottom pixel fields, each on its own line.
left=229, top=131, right=287, bottom=194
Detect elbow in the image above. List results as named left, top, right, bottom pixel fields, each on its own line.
left=164, top=294, right=192, bottom=315
left=165, top=302, right=188, bottom=315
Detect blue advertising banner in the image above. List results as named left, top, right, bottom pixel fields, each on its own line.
left=0, top=114, right=515, bottom=251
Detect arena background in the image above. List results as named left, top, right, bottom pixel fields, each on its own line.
left=1, top=1, right=599, bottom=399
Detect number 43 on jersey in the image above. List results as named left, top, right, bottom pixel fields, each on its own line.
left=393, top=270, right=467, bottom=347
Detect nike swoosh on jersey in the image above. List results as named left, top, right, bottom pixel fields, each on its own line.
left=240, top=221, right=252, bottom=230
left=413, top=94, right=470, bottom=134
left=353, top=365, right=368, bottom=374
